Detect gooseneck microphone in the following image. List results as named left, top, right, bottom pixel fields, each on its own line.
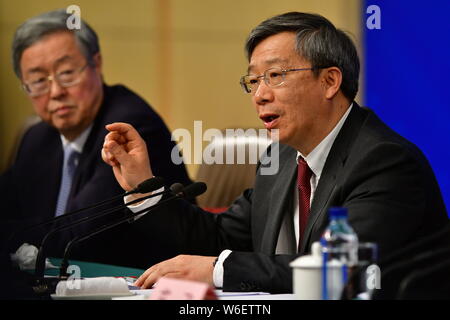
left=6, top=176, right=165, bottom=253
left=171, top=181, right=207, bottom=199
left=131, top=177, right=166, bottom=194
left=33, top=177, right=168, bottom=278
left=58, top=182, right=207, bottom=278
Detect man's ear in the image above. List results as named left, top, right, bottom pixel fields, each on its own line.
left=321, top=67, right=342, bottom=99
left=93, top=52, right=102, bottom=73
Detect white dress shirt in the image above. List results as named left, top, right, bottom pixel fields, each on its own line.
left=59, top=124, right=93, bottom=153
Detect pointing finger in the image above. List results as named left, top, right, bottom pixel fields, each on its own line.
left=105, top=122, right=142, bottom=143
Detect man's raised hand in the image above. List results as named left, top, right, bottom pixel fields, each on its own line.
left=102, top=122, right=153, bottom=192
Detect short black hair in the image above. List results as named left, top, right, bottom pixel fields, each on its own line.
left=245, top=12, right=360, bottom=101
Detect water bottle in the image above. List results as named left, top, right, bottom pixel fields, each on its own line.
left=320, top=207, right=358, bottom=300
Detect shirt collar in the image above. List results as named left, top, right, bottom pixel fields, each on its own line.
left=60, top=124, right=93, bottom=153
left=297, top=103, right=353, bottom=180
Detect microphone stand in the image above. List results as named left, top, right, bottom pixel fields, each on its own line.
left=6, top=177, right=164, bottom=254
left=59, top=195, right=181, bottom=278
left=34, top=189, right=168, bottom=278
left=59, top=182, right=205, bottom=278
left=29, top=191, right=168, bottom=298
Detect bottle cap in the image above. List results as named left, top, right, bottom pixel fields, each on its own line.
left=328, top=207, right=348, bottom=219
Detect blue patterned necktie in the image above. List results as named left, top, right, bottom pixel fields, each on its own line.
left=55, top=145, right=80, bottom=217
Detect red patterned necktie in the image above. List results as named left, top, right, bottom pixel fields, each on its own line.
left=297, top=157, right=313, bottom=251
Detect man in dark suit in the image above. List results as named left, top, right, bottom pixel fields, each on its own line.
left=0, top=9, right=192, bottom=268
left=101, top=12, right=448, bottom=292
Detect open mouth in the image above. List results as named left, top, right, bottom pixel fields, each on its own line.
left=260, top=113, right=280, bottom=129
left=261, top=115, right=279, bottom=122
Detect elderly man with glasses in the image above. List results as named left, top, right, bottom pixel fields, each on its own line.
left=0, top=9, right=193, bottom=269
left=101, top=12, right=448, bottom=294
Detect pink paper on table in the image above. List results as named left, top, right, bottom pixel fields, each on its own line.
left=149, top=277, right=217, bottom=300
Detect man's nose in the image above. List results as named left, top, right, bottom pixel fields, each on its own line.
left=253, top=80, right=274, bottom=105
left=49, top=79, right=67, bottom=99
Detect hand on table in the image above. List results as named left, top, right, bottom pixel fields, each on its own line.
left=134, top=255, right=217, bottom=289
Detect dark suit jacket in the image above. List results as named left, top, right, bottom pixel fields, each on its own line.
left=0, top=84, right=192, bottom=268
left=163, top=103, right=448, bottom=293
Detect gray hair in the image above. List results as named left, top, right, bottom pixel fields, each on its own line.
left=12, top=9, right=100, bottom=78
left=245, top=12, right=360, bottom=101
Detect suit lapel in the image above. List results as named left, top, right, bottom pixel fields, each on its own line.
left=300, top=104, right=368, bottom=253
left=46, top=137, right=64, bottom=220
left=68, top=95, right=107, bottom=207
left=260, top=144, right=298, bottom=253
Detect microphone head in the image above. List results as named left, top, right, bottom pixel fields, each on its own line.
left=180, top=182, right=207, bottom=199
left=135, top=176, right=165, bottom=193
left=169, top=183, right=184, bottom=195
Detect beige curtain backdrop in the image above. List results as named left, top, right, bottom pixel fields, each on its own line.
left=0, top=0, right=362, bottom=178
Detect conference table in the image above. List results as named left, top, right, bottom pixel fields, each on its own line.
left=44, top=258, right=295, bottom=300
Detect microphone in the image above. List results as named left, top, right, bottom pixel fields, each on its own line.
left=6, top=177, right=164, bottom=253
left=33, top=178, right=168, bottom=278
left=131, top=177, right=166, bottom=194
left=58, top=182, right=207, bottom=278
left=167, top=182, right=185, bottom=196
left=176, top=181, right=207, bottom=199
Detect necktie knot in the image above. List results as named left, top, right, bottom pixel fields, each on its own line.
left=297, top=158, right=312, bottom=189
left=65, top=146, right=80, bottom=176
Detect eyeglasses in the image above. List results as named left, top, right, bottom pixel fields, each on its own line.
left=22, top=64, right=89, bottom=97
left=240, top=66, right=320, bottom=94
